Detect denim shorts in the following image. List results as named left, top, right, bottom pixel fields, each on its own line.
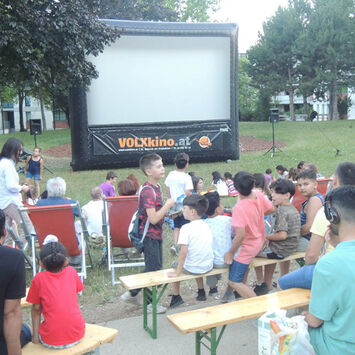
left=278, top=264, right=315, bottom=290
left=26, top=171, right=40, bottom=181
left=229, top=260, right=249, bottom=283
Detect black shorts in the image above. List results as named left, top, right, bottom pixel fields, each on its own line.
left=173, top=214, right=190, bottom=229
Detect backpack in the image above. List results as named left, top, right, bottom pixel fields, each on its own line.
left=128, top=185, right=156, bottom=253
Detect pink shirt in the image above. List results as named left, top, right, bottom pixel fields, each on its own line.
left=231, top=190, right=273, bottom=264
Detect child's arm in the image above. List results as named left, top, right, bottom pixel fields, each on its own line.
left=265, top=206, right=276, bottom=215
left=31, top=304, right=42, bottom=344
left=224, top=227, right=245, bottom=265
left=39, top=158, right=44, bottom=180
left=165, top=186, right=171, bottom=198
left=266, top=231, right=287, bottom=241
left=305, top=232, right=324, bottom=264
left=24, top=156, right=31, bottom=175
left=301, top=196, right=323, bottom=236
left=167, top=245, right=188, bottom=277
left=146, top=198, right=175, bottom=225
left=303, top=311, right=323, bottom=328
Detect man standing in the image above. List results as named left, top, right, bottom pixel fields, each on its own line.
left=0, top=209, right=31, bottom=355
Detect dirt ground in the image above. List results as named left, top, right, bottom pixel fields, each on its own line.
left=41, top=136, right=288, bottom=324
left=43, top=136, right=287, bottom=158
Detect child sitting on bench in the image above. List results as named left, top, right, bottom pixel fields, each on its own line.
left=224, top=172, right=274, bottom=299
left=203, top=192, right=234, bottom=299
left=27, top=235, right=85, bottom=349
left=254, top=179, right=300, bottom=293
left=296, top=169, right=324, bottom=251
left=167, top=194, right=213, bottom=307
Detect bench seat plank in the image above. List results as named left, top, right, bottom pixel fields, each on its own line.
left=168, top=288, right=310, bottom=334
left=250, top=252, right=305, bottom=268
left=119, top=268, right=228, bottom=290
left=22, top=323, right=118, bottom=354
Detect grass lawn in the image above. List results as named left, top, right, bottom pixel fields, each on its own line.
left=3, top=120, right=354, bottom=317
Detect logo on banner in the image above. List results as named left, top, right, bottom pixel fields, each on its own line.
left=198, top=136, right=212, bottom=148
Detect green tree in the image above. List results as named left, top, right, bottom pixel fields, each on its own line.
left=247, top=2, right=307, bottom=121
left=0, top=0, right=119, bottom=129
left=238, top=57, right=260, bottom=121
left=299, top=0, right=355, bottom=120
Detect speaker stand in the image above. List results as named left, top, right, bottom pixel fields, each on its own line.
left=264, top=120, right=283, bottom=157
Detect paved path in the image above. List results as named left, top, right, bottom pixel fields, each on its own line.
left=99, top=302, right=259, bottom=355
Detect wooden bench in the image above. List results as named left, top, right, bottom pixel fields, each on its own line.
left=168, top=288, right=311, bottom=355
left=22, top=323, right=118, bottom=355
left=119, top=252, right=305, bottom=339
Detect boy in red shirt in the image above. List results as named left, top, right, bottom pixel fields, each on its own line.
left=224, top=171, right=274, bottom=298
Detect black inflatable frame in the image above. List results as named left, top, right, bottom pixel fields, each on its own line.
left=69, top=20, right=239, bottom=171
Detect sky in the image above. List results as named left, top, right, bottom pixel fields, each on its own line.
left=211, top=0, right=289, bottom=53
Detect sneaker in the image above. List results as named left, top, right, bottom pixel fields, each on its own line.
left=196, top=289, right=206, bottom=301
left=253, top=282, right=270, bottom=296
left=221, top=289, right=235, bottom=303
left=120, top=291, right=142, bottom=306
left=147, top=303, right=167, bottom=314
left=208, top=287, right=218, bottom=296
left=170, top=245, right=178, bottom=256
left=170, top=295, right=184, bottom=308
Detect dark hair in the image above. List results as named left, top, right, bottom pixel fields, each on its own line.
left=0, top=137, right=23, bottom=163
left=327, top=186, right=355, bottom=224
left=305, top=163, right=319, bottom=174
left=276, top=165, right=287, bottom=173
left=0, top=209, right=5, bottom=237
left=183, top=194, right=209, bottom=217
left=297, top=161, right=305, bottom=170
left=212, top=171, right=223, bottom=184
left=234, top=171, right=255, bottom=196
left=117, top=179, right=136, bottom=196
left=270, top=178, right=295, bottom=197
left=287, top=167, right=298, bottom=181
left=254, top=173, right=271, bottom=197
left=139, top=153, right=162, bottom=175
left=33, top=146, right=42, bottom=152
left=224, top=172, right=233, bottom=179
left=127, top=174, right=140, bottom=191
left=296, top=169, right=317, bottom=181
left=204, top=192, right=220, bottom=216
left=106, top=171, right=117, bottom=180
left=40, top=190, right=48, bottom=199
left=174, top=152, right=189, bottom=169
left=265, top=168, right=272, bottom=175
left=335, top=162, right=355, bottom=186
left=191, top=175, right=203, bottom=193
left=40, top=241, right=67, bottom=272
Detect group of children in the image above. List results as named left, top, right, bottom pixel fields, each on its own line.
left=20, top=148, right=338, bottom=350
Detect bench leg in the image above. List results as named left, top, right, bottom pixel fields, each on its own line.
left=143, top=284, right=168, bottom=339
left=195, top=326, right=227, bottom=355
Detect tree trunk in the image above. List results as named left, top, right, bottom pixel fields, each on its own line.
left=303, top=95, right=309, bottom=120
left=289, top=86, right=295, bottom=121
left=18, top=91, right=26, bottom=131
left=329, top=80, right=339, bottom=120
left=38, top=89, right=47, bottom=131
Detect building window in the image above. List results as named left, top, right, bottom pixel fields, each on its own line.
left=1, top=102, right=14, bottom=109
left=25, top=97, right=31, bottom=106
left=53, top=110, right=66, bottom=121
left=25, top=112, right=31, bottom=122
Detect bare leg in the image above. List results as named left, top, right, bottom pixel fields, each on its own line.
left=34, top=180, right=40, bottom=199
left=279, top=261, right=290, bottom=276
left=195, top=277, right=204, bottom=290
left=25, top=177, right=31, bottom=185
left=173, top=228, right=180, bottom=246
left=229, top=281, right=256, bottom=298
left=172, top=281, right=180, bottom=295
left=254, top=266, right=264, bottom=284
left=264, top=264, right=277, bottom=289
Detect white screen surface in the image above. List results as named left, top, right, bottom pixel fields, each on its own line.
left=87, top=35, right=230, bottom=125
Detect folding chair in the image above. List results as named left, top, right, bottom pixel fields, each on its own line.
left=102, top=195, right=145, bottom=285
left=19, top=203, right=89, bottom=280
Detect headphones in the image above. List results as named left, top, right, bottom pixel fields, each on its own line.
left=324, top=192, right=340, bottom=225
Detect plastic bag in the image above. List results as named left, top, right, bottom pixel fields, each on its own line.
left=258, top=310, right=315, bottom=355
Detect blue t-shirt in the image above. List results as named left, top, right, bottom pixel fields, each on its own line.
left=205, top=215, right=233, bottom=266
left=37, top=197, right=79, bottom=218
left=309, top=240, right=355, bottom=355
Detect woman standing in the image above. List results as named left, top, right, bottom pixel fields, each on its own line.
left=0, top=137, right=32, bottom=246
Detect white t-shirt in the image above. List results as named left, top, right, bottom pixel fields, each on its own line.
left=82, top=200, right=104, bottom=235
left=205, top=215, right=233, bottom=266
left=165, top=170, right=193, bottom=201
left=178, top=219, right=214, bottom=274
left=213, top=179, right=229, bottom=196
left=0, top=158, right=22, bottom=209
